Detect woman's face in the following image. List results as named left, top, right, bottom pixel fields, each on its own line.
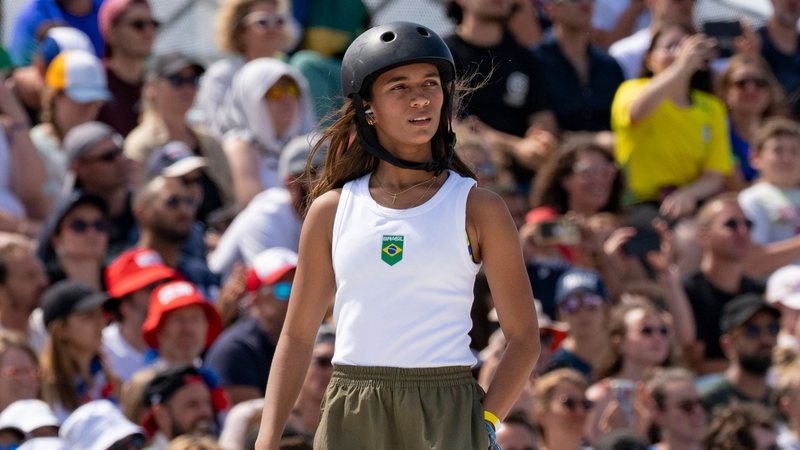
left=725, top=63, right=771, bottom=116
left=62, top=307, right=105, bottom=354
left=541, top=381, right=592, bottom=436
left=561, top=150, right=616, bottom=215
left=558, top=291, right=608, bottom=339
left=654, top=380, right=707, bottom=443
left=53, top=94, right=103, bottom=136
left=619, top=309, right=671, bottom=367
left=52, top=204, right=109, bottom=262
left=152, top=66, right=201, bottom=119
left=240, top=1, right=287, bottom=58
left=265, top=76, right=300, bottom=138
left=368, top=62, right=444, bottom=156
left=0, top=348, right=39, bottom=409
left=646, top=27, right=688, bottom=75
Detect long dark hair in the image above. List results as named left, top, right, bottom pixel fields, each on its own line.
left=640, top=23, right=713, bottom=94
left=306, top=72, right=477, bottom=205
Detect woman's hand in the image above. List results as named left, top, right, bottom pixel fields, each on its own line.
left=644, top=219, right=674, bottom=276
left=659, top=188, right=697, bottom=220
left=673, top=34, right=716, bottom=75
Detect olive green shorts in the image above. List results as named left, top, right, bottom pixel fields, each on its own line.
left=314, top=365, right=488, bottom=450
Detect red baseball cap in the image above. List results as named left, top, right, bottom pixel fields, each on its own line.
left=141, top=280, right=222, bottom=349
left=106, top=248, right=179, bottom=299
left=245, top=248, right=298, bottom=292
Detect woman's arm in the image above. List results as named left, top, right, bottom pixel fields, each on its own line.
left=659, top=171, right=724, bottom=219
left=255, top=191, right=339, bottom=450
left=469, top=187, right=540, bottom=419
left=223, top=138, right=266, bottom=207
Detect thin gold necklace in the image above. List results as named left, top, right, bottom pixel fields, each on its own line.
left=374, top=173, right=439, bottom=205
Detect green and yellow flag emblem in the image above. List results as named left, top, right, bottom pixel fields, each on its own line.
left=381, top=235, right=404, bottom=266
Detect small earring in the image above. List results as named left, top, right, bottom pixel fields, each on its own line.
left=365, top=108, right=375, bottom=126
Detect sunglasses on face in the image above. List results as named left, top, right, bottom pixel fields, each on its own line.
left=66, top=218, right=108, bottom=234
left=739, top=322, right=780, bottom=339
left=722, top=217, right=753, bottom=232
left=640, top=325, right=669, bottom=338
left=558, top=293, right=605, bottom=316
left=107, top=433, right=145, bottom=450
left=244, top=13, right=287, bottom=29
left=674, top=398, right=704, bottom=414
left=540, top=331, right=554, bottom=347
left=732, top=77, right=768, bottom=90
left=559, top=395, right=594, bottom=411
left=265, top=82, right=300, bottom=100
left=166, top=73, right=200, bottom=88
left=163, top=195, right=198, bottom=210
left=572, top=162, right=616, bottom=179
left=83, top=147, right=123, bottom=164
left=272, top=281, right=292, bottom=301
left=124, top=18, right=160, bottom=32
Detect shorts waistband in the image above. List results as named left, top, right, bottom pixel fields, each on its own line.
left=331, top=365, right=474, bottom=388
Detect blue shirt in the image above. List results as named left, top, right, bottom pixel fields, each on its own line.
left=532, top=33, right=625, bottom=131
left=9, top=0, right=104, bottom=66
left=729, top=117, right=758, bottom=182
left=204, top=317, right=276, bottom=392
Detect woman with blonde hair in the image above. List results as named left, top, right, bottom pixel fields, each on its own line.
left=715, top=53, right=786, bottom=187
left=196, top=0, right=300, bottom=140
left=39, top=280, right=118, bottom=421
left=534, top=368, right=593, bottom=450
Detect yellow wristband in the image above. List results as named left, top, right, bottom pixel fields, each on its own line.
left=484, top=410, right=499, bottom=429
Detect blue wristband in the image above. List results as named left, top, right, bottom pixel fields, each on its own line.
left=486, top=421, right=502, bottom=450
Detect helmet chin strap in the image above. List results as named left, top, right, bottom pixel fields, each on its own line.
left=354, top=96, right=454, bottom=175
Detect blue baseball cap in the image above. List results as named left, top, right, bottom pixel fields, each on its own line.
left=554, top=268, right=608, bottom=305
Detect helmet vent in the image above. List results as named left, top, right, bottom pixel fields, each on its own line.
left=380, top=31, right=396, bottom=42
left=416, top=27, right=430, bottom=37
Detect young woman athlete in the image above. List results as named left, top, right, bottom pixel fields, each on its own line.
left=255, top=21, right=540, bottom=450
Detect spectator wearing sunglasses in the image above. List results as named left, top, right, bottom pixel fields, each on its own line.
left=37, top=192, right=109, bottom=290
left=205, top=248, right=297, bottom=406
left=139, top=280, right=222, bottom=373
left=196, top=0, right=300, bottom=141
left=546, top=268, right=612, bottom=379
left=125, top=52, right=234, bottom=218
left=700, top=294, right=781, bottom=415
left=96, top=0, right=158, bottom=137
left=703, top=402, right=779, bottom=450
left=533, top=368, right=594, bottom=450
left=644, top=367, right=707, bottom=450
left=739, top=119, right=800, bottom=253
left=220, top=58, right=316, bottom=206
left=585, top=299, right=680, bottom=442
left=284, top=324, right=335, bottom=439
left=60, top=399, right=145, bottom=450
left=132, top=176, right=218, bottom=297
left=63, top=122, right=135, bottom=259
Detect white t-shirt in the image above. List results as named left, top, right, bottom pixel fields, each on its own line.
left=331, top=171, right=480, bottom=368
left=739, top=182, right=800, bottom=247
left=102, top=323, right=146, bottom=383
left=609, top=28, right=652, bottom=79
left=592, top=0, right=650, bottom=35
left=208, top=188, right=301, bottom=279
left=0, top=129, right=25, bottom=217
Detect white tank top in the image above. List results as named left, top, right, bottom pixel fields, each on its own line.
left=331, top=170, right=481, bottom=367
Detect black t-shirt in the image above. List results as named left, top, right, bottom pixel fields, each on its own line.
left=445, top=32, right=550, bottom=137
left=204, top=317, right=276, bottom=393
left=97, top=67, right=143, bottom=137
left=532, top=34, right=624, bottom=132
left=683, top=271, right=765, bottom=360
left=758, top=27, right=800, bottom=99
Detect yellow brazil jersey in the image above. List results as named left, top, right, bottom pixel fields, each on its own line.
left=611, top=78, right=733, bottom=203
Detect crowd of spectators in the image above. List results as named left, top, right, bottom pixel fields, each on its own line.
left=2, top=0, right=800, bottom=449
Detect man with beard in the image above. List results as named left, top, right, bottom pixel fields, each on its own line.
left=142, top=365, right=226, bottom=449
left=444, top=0, right=556, bottom=191
left=133, top=176, right=218, bottom=297
left=0, top=240, right=49, bottom=352
left=699, top=294, right=781, bottom=414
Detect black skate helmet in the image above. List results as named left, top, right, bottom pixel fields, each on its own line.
left=341, top=22, right=457, bottom=173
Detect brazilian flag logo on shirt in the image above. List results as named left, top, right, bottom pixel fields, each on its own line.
left=381, top=235, right=404, bottom=266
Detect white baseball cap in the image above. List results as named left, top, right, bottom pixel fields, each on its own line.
left=0, top=399, right=60, bottom=434
left=59, top=400, right=143, bottom=450
left=767, top=265, right=800, bottom=309
left=45, top=50, right=113, bottom=104
left=18, top=437, right=69, bottom=450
